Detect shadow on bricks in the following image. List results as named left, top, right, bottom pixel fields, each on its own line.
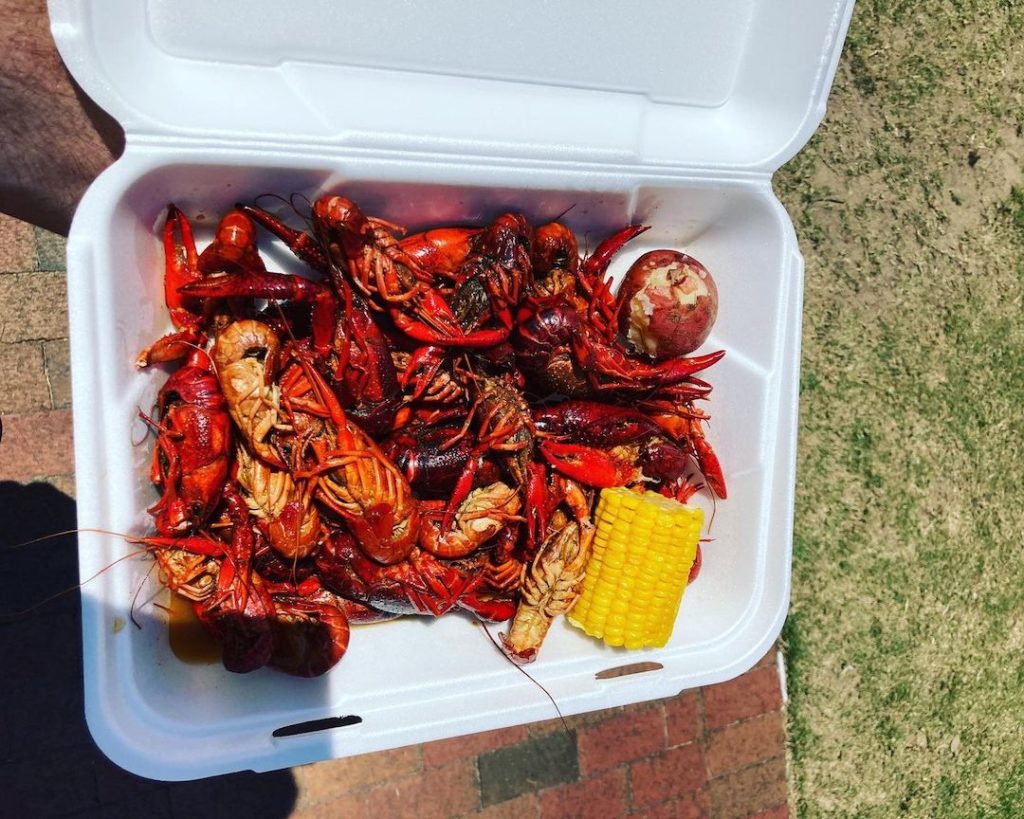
left=0, top=481, right=298, bottom=818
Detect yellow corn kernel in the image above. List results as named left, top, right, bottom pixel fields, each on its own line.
left=567, top=487, right=702, bottom=649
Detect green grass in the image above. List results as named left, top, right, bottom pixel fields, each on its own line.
left=774, top=1, right=1024, bottom=815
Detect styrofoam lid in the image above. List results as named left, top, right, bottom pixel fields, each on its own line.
left=50, top=0, right=853, bottom=171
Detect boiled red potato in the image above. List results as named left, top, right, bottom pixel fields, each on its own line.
left=617, top=250, right=719, bottom=359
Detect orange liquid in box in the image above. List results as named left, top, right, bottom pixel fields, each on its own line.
left=167, top=592, right=221, bottom=665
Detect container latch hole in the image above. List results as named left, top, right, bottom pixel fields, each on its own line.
left=273, top=715, right=362, bottom=738
left=595, top=661, right=664, bottom=680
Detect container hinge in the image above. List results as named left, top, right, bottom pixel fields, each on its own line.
left=123, top=133, right=775, bottom=186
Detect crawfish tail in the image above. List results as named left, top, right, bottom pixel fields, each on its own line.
left=501, top=521, right=594, bottom=664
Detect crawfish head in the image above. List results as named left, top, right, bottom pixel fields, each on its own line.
left=513, top=301, right=578, bottom=365
left=532, top=221, right=579, bottom=277
left=637, top=437, right=691, bottom=486
left=196, top=209, right=265, bottom=276
left=472, top=373, right=535, bottom=486
left=252, top=531, right=318, bottom=584
left=235, top=441, right=322, bottom=561
left=472, top=212, right=533, bottom=276
left=513, top=301, right=590, bottom=398
left=451, top=213, right=534, bottom=329
left=310, top=422, right=421, bottom=566
left=501, top=520, right=594, bottom=664
left=450, top=277, right=493, bottom=331
left=325, top=290, right=400, bottom=426
left=193, top=486, right=277, bottom=673
left=212, top=320, right=284, bottom=467
left=197, top=559, right=276, bottom=674
left=312, top=195, right=373, bottom=263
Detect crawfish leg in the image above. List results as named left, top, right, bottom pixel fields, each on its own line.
left=237, top=203, right=330, bottom=273
left=137, top=206, right=206, bottom=367
left=688, top=418, right=727, bottom=499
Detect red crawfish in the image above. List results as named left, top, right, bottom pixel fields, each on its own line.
left=136, top=206, right=205, bottom=367
left=533, top=399, right=720, bottom=499
left=265, top=576, right=352, bottom=677
left=278, top=342, right=421, bottom=566
left=144, top=486, right=276, bottom=674
left=450, top=212, right=534, bottom=332
left=315, top=530, right=515, bottom=621
left=145, top=348, right=232, bottom=537
left=311, top=195, right=509, bottom=348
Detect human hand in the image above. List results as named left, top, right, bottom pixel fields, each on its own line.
left=0, top=0, right=124, bottom=236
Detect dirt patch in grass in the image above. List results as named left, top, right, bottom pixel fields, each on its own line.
left=775, top=1, right=1024, bottom=816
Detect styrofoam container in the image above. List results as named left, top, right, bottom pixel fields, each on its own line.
left=51, top=0, right=854, bottom=780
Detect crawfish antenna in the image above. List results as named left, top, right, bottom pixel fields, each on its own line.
left=0, top=547, right=149, bottom=624
left=479, top=621, right=571, bottom=736
left=548, top=204, right=577, bottom=223
left=130, top=560, right=161, bottom=630
left=271, top=300, right=300, bottom=345
left=288, top=192, right=318, bottom=237
left=249, top=192, right=292, bottom=210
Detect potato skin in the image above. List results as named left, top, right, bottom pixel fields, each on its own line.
left=617, top=250, right=718, bottom=359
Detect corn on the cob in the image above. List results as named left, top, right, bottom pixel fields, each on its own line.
left=567, top=487, right=702, bottom=649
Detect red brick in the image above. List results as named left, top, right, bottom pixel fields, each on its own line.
left=294, top=744, right=422, bottom=808
left=629, top=743, right=706, bottom=810
left=467, top=793, right=542, bottom=819
left=0, top=215, right=34, bottom=273
left=34, top=227, right=67, bottom=271
left=0, top=272, right=68, bottom=342
left=665, top=692, right=702, bottom=747
left=294, top=758, right=479, bottom=819
left=541, top=768, right=628, bottom=819
left=529, top=707, right=623, bottom=738
left=705, top=712, right=785, bottom=777
left=706, top=757, right=787, bottom=819
left=391, top=758, right=480, bottom=818
left=42, top=339, right=71, bottom=409
left=701, top=667, right=782, bottom=731
left=629, top=789, right=710, bottom=819
left=0, top=410, right=74, bottom=480
left=747, top=803, right=790, bottom=819
left=755, top=646, right=779, bottom=669
left=578, top=704, right=665, bottom=775
left=0, top=342, right=50, bottom=414
left=422, top=725, right=529, bottom=768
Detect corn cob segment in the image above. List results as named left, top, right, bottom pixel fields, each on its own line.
left=567, top=487, right=702, bottom=649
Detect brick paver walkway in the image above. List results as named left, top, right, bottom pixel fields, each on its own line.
left=0, top=213, right=791, bottom=818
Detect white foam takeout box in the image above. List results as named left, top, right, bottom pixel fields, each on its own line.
left=50, top=0, right=854, bottom=780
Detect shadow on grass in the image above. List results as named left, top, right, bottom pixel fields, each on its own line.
left=0, top=481, right=298, bottom=818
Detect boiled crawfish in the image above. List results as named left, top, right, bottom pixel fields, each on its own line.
left=211, top=319, right=285, bottom=469
left=419, top=481, right=522, bottom=559
left=146, top=348, right=231, bottom=536
left=316, top=530, right=490, bottom=618
left=501, top=519, right=595, bottom=664
left=276, top=343, right=421, bottom=566
left=235, top=440, right=321, bottom=560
